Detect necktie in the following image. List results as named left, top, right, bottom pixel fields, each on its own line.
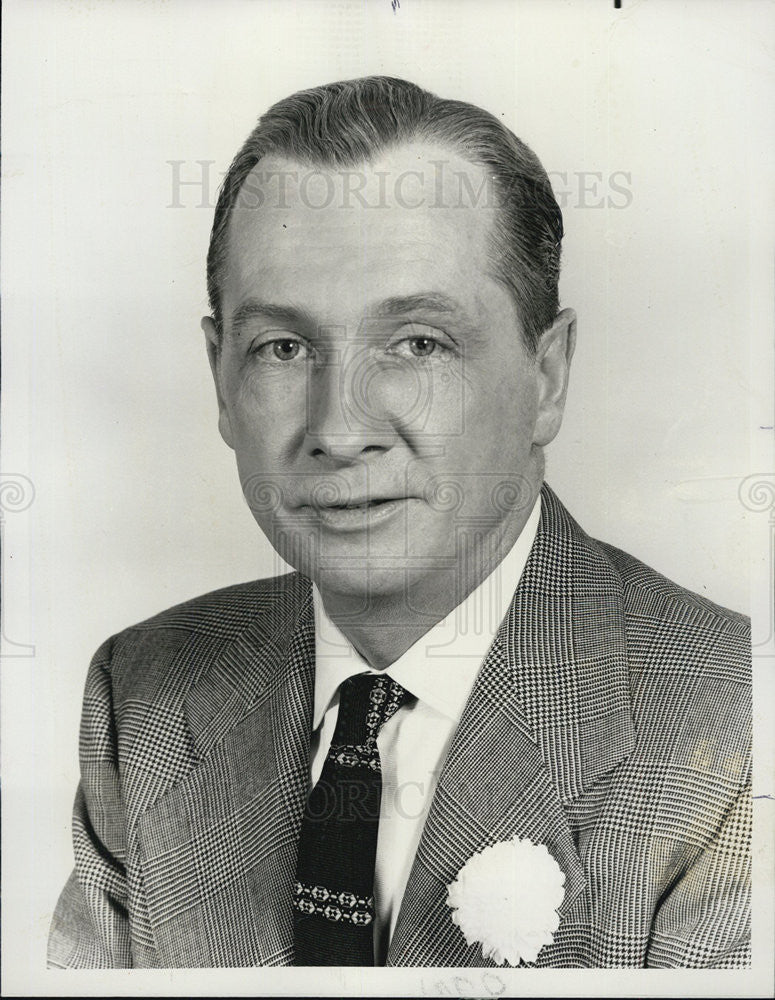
left=293, top=671, right=410, bottom=965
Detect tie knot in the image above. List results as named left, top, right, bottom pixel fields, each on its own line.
left=334, top=672, right=409, bottom=746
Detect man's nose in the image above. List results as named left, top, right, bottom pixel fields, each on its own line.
left=304, top=353, right=396, bottom=462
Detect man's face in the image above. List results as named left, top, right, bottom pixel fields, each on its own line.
left=206, top=142, right=573, bottom=616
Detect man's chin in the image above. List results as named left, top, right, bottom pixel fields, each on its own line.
left=305, top=559, right=452, bottom=618
left=311, top=563, right=411, bottom=603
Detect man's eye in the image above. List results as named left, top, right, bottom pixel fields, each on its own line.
left=408, top=337, right=437, bottom=357
left=388, top=327, right=448, bottom=359
left=254, top=338, right=308, bottom=362
left=272, top=339, right=301, bottom=361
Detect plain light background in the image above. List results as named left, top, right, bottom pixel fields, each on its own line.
left=2, top=0, right=773, bottom=995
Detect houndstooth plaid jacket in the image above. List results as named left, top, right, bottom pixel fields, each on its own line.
left=48, top=484, right=752, bottom=968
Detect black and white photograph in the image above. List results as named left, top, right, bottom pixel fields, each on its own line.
left=2, top=0, right=773, bottom=995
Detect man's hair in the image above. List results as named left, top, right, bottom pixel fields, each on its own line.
left=207, top=76, right=563, bottom=353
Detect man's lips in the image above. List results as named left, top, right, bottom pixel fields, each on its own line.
left=291, top=491, right=415, bottom=510
left=295, top=495, right=414, bottom=529
left=311, top=497, right=404, bottom=510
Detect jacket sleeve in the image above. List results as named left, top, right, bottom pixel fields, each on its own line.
left=47, top=639, right=133, bottom=968
left=646, top=780, right=752, bottom=968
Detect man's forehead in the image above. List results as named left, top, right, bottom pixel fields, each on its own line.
left=230, top=141, right=499, bottom=217
left=220, top=140, right=509, bottom=330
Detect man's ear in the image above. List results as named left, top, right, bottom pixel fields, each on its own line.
left=532, top=307, right=576, bottom=447
left=202, top=316, right=235, bottom=449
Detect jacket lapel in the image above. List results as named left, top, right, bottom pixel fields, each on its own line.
left=387, top=484, right=636, bottom=967
left=136, top=575, right=315, bottom=967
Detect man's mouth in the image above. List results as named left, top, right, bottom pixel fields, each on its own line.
left=305, top=495, right=410, bottom=529
left=322, top=498, right=398, bottom=511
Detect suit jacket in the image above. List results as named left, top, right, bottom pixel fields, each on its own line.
left=48, top=484, right=751, bottom=968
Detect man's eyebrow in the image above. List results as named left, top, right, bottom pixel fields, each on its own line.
left=228, top=292, right=471, bottom=335
left=228, top=299, right=315, bottom=335
left=369, top=292, right=467, bottom=319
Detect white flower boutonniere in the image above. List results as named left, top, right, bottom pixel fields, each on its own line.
left=446, top=837, right=566, bottom=966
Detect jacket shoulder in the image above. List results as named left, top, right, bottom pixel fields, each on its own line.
left=541, top=483, right=749, bottom=652
left=597, top=540, right=751, bottom=781
left=96, top=572, right=308, bottom=707
left=124, top=572, right=306, bottom=637
left=598, top=538, right=749, bottom=640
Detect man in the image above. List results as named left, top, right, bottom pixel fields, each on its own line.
left=48, top=76, right=751, bottom=969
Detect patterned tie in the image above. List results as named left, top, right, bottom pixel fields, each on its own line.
left=292, top=671, right=410, bottom=965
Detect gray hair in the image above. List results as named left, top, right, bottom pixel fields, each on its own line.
left=207, top=76, right=563, bottom=352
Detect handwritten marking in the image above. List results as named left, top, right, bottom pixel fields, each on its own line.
left=422, top=972, right=505, bottom=996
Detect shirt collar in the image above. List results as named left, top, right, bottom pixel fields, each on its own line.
left=312, top=494, right=541, bottom=730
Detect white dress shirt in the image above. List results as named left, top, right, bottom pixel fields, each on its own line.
left=309, top=495, right=541, bottom=962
